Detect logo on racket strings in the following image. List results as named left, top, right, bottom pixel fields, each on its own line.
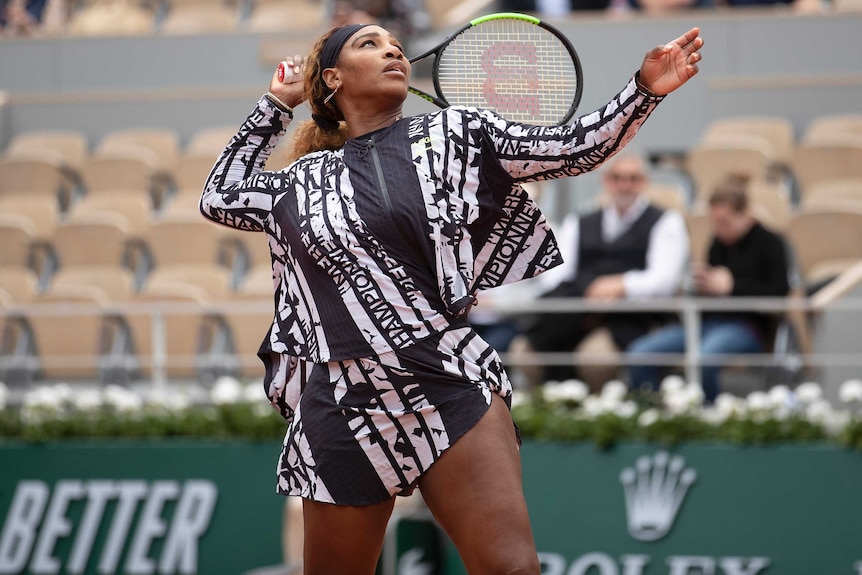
left=481, top=42, right=540, bottom=120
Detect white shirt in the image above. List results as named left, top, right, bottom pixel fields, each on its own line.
left=539, top=196, right=689, bottom=298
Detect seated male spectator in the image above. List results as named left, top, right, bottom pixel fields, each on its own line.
left=510, top=153, right=689, bottom=389
left=627, top=175, right=790, bottom=402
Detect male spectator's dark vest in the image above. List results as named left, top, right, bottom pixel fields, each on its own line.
left=569, top=204, right=664, bottom=296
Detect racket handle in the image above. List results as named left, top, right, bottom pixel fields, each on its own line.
left=277, top=62, right=286, bottom=83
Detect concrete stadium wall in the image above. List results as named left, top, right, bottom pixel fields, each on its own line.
left=1, top=11, right=860, bottom=151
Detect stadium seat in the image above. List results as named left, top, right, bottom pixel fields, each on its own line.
left=685, top=212, right=712, bottom=264
left=5, top=130, right=89, bottom=172
left=79, top=153, right=159, bottom=207
left=140, top=216, right=236, bottom=297
left=686, top=136, right=776, bottom=203
left=169, top=154, right=218, bottom=197
left=791, top=136, right=862, bottom=200
left=0, top=267, right=40, bottom=380
left=749, top=182, right=792, bottom=232
left=185, top=127, right=237, bottom=157
left=50, top=212, right=132, bottom=269
left=126, top=285, right=233, bottom=380
left=67, top=0, right=154, bottom=36
left=0, top=268, right=39, bottom=304
left=833, top=0, right=862, bottom=11
left=646, top=183, right=688, bottom=213
left=160, top=3, right=238, bottom=33
left=0, top=157, right=68, bottom=209
left=96, top=128, right=180, bottom=173
left=786, top=207, right=862, bottom=289
left=244, top=0, right=324, bottom=32
left=71, top=195, right=153, bottom=235
left=802, top=178, right=862, bottom=209
left=803, top=115, right=862, bottom=143
left=0, top=197, right=61, bottom=241
left=701, top=116, right=795, bottom=165
left=0, top=214, right=37, bottom=271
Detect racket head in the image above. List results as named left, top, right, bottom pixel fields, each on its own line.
left=432, top=13, right=583, bottom=126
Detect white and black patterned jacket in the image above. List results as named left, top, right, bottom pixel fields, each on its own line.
left=200, top=74, right=663, bottom=364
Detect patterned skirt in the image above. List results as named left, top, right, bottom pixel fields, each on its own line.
left=272, top=324, right=514, bottom=506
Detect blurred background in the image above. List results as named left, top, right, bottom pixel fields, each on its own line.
left=1, top=0, right=862, bottom=573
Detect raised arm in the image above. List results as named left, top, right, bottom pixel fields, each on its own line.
left=199, top=56, right=307, bottom=232
left=482, top=28, right=704, bottom=183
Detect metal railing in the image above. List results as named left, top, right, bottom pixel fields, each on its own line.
left=2, top=295, right=862, bottom=386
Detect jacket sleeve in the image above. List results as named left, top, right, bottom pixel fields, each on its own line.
left=476, top=74, right=664, bottom=183
left=199, top=96, right=293, bottom=232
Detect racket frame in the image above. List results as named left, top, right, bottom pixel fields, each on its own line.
left=407, top=12, right=584, bottom=125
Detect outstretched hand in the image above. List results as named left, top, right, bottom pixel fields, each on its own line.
left=638, top=28, right=703, bottom=96
left=269, top=54, right=307, bottom=109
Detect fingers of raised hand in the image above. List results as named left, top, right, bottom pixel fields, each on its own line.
left=673, top=27, right=702, bottom=50
left=280, top=54, right=306, bottom=83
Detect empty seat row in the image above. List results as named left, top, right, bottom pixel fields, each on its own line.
left=63, top=0, right=326, bottom=36
left=686, top=115, right=862, bottom=204
left=0, top=215, right=275, bottom=384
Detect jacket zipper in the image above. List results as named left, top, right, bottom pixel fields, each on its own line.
left=366, top=137, right=395, bottom=217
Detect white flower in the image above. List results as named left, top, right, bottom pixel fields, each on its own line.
left=838, top=379, right=862, bottom=404
left=638, top=408, right=660, bottom=427
left=660, top=375, right=685, bottom=395
left=601, top=380, right=628, bottom=403
left=242, top=381, right=263, bottom=404
left=824, top=409, right=852, bottom=436
left=715, top=393, right=746, bottom=418
left=663, top=391, right=691, bottom=415
left=102, top=385, right=144, bottom=413
left=682, top=383, right=705, bottom=407
left=22, top=386, right=65, bottom=412
left=146, top=387, right=190, bottom=412
left=767, top=385, right=793, bottom=410
left=0, top=381, right=8, bottom=411
left=210, top=376, right=243, bottom=405
left=580, top=395, right=606, bottom=417
left=252, top=402, right=272, bottom=418
left=746, top=391, right=771, bottom=412
left=55, top=383, right=74, bottom=402
left=700, top=405, right=729, bottom=425
left=614, top=400, right=638, bottom=419
left=510, top=389, right=528, bottom=409
left=71, top=388, right=103, bottom=412
left=542, top=379, right=589, bottom=404
left=805, top=399, right=833, bottom=425
left=661, top=382, right=703, bottom=414
left=794, top=382, right=824, bottom=405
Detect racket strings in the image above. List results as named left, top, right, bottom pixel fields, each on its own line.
left=436, top=19, right=579, bottom=125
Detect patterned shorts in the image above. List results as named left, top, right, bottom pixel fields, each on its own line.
left=271, top=325, right=514, bottom=506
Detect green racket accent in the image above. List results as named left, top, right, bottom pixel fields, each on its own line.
left=410, top=90, right=439, bottom=104
left=470, top=12, right=540, bottom=25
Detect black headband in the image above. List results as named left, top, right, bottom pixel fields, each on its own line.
left=319, top=24, right=371, bottom=86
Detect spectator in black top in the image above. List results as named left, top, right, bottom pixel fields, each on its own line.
left=627, top=174, right=790, bottom=402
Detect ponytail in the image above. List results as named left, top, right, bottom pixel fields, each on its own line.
left=283, top=27, right=351, bottom=165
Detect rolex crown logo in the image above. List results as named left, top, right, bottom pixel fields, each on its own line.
left=619, top=451, right=697, bottom=542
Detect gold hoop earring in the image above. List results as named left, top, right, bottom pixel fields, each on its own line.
left=323, top=84, right=339, bottom=105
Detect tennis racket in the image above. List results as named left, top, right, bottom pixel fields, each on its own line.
left=408, top=12, right=583, bottom=126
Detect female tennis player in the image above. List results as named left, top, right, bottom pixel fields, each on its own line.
left=200, top=23, right=703, bottom=575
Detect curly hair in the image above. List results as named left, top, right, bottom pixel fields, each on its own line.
left=284, top=27, right=351, bottom=165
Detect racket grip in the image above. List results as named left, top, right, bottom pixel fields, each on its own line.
left=277, top=62, right=286, bottom=83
